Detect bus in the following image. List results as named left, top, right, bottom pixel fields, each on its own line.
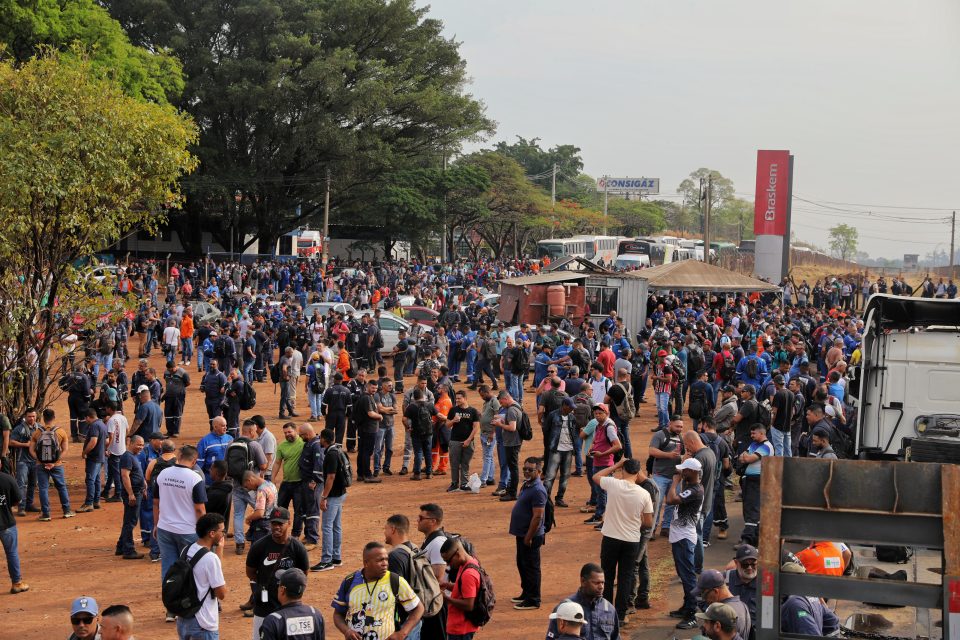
left=618, top=238, right=668, bottom=266
left=537, top=235, right=624, bottom=266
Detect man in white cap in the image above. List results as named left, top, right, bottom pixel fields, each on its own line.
left=67, top=596, right=100, bottom=640
left=665, top=457, right=703, bottom=630
left=130, top=385, right=162, bottom=440
left=548, top=600, right=586, bottom=639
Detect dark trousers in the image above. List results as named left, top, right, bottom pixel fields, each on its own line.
left=411, top=433, right=433, bottom=475
left=104, top=454, right=121, bottom=497
left=421, top=609, right=447, bottom=640
left=515, top=535, right=544, bottom=605
left=601, top=535, right=641, bottom=618
left=300, top=482, right=320, bottom=544
left=357, top=430, right=376, bottom=478
left=68, top=396, right=88, bottom=438
left=346, top=417, right=358, bottom=451
left=504, top=445, right=521, bottom=498
left=671, top=538, right=697, bottom=614
left=473, top=359, right=497, bottom=386
left=741, top=475, right=761, bottom=546
left=117, top=491, right=142, bottom=555
left=277, top=481, right=303, bottom=537
left=327, top=412, right=347, bottom=445
left=709, top=478, right=728, bottom=538
left=630, top=536, right=651, bottom=605
left=614, top=415, right=632, bottom=460
left=204, top=400, right=222, bottom=429
left=164, top=394, right=185, bottom=436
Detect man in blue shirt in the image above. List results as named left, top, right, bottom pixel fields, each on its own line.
left=545, top=562, right=620, bottom=640
left=779, top=561, right=840, bottom=636
left=735, top=345, right=768, bottom=391
left=197, top=416, right=233, bottom=485
left=737, top=424, right=773, bottom=547
left=78, top=408, right=110, bottom=512
left=509, top=456, right=547, bottom=611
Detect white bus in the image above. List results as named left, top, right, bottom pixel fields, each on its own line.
left=537, top=235, right=625, bottom=266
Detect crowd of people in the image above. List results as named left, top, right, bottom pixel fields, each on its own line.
left=0, top=254, right=884, bottom=640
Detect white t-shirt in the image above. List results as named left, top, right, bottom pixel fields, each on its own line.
left=106, top=413, right=128, bottom=456
left=185, top=543, right=225, bottom=631
left=557, top=415, right=574, bottom=452
left=156, top=465, right=207, bottom=535
left=599, top=476, right=653, bottom=542
left=424, top=534, right=447, bottom=568
left=163, top=325, right=181, bottom=347
left=257, top=428, right=277, bottom=463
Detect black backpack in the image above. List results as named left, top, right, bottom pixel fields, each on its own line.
left=688, top=386, right=707, bottom=420
left=511, top=347, right=528, bottom=374
left=269, top=363, right=281, bottom=385
left=517, top=411, right=534, bottom=441
left=238, top=381, right=257, bottom=410
left=225, top=438, right=254, bottom=481
left=745, top=357, right=759, bottom=379
left=162, top=547, right=212, bottom=617
left=756, top=400, right=772, bottom=427
left=721, top=352, right=736, bottom=379
left=688, top=345, right=705, bottom=375
left=328, top=444, right=353, bottom=488
left=413, top=403, right=433, bottom=436
left=543, top=498, right=557, bottom=534
left=461, top=562, right=496, bottom=627
left=214, top=337, right=229, bottom=358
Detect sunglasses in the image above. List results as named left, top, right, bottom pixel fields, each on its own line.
left=71, top=616, right=95, bottom=625
left=739, top=560, right=757, bottom=568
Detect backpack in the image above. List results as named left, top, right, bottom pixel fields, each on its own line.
left=374, top=329, right=384, bottom=349
left=269, top=363, right=281, bottom=385
left=700, top=433, right=725, bottom=476
left=572, top=396, right=593, bottom=430
left=238, top=381, right=257, bottom=410
left=308, top=366, right=326, bottom=395
left=98, top=331, right=115, bottom=355
left=614, top=382, right=635, bottom=420
left=511, top=347, right=528, bottom=374
left=460, top=562, right=496, bottom=627
left=413, top=403, right=434, bottom=436
left=162, top=547, right=212, bottom=618
left=721, top=352, right=736, bottom=379
left=543, top=498, right=557, bottom=534
left=756, top=400, right=772, bottom=427
left=517, top=410, right=534, bottom=441
left=397, top=544, right=444, bottom=617
left=688, top=386, right=707, bottom=420
left=687, top=345, right=705, bottom=375
left=482, top=338, right=497, bottom=361
left=214, top=337, right=228, bottom=358
left=670, top=358, right=685, bottom=387
left=875, top=546, right=912, bottom=563
left=37, top=427, right=62, bottom=464
left=328, top=444, right=353, bottom=488
left=225, top=438, right=254, bottom=481
left=745, top=357, right=759, bottom=380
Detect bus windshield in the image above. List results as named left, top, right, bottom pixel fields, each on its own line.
left=537, top=242, right=564, bottom=258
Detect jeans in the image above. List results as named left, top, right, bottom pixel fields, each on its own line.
left=0, top=525, right=22, bottom=583
left=630, top=536, right=651, bottom=605
left=585, top=458, right=596, bottom=505
left=411, top=433, right=432, bottom=475
left=177, top=614, right=219, bottom=639
left=573, top=433, right=583, bottom=475
left=95, top=353, right=113, bottom=380
left=180, top=337, right=193, bottom=362
left=15, top=457, right=37, bottom=510
left=614, top=416, right=632, bottom=460
left=307, top=391, right=323, bottom=418
left=448, top=440, right=474, bottom=488
left=770, top=427, right=791, bottom=457
left=232, top=490, right=255, bottom=545
left=515, top=535, right=544, bottom=605
left=655, top=392, right=671, bottom=429
left=373, top=427, right=391, bottom=473
left=601, top=535, right=641, bottom=618
left=36, top=464, right=71, bottom=515
left=479, top=433, right=496, bottom=482
left=671, top=538, right=697, bottom=614
left=652, top=474, right=674, bottom=532
left=693, top=515, right=705, bottom=575
left=83, top=459, right=103, bottom=506
left=244, top=360, right=255, bottom=384
left=504, top=445, right=521, bottom=498
left=473, top=359, right=496, bottom=387
left=158, top=529, right=198, bottom=590
left=543, top=450, right=572, bottom=501
left=593, top=464, right=610, bottom=518
left=277, top=481, right=303, bottom=538
left=504, top=371, right=523, bottom=403
left=321, top=494, right=344, bottom=563
left=117, top=492, right=142, bottom=555
left=104, top=454, right=121, bottom=497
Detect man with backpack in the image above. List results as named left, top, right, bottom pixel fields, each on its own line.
left=440, top=537, right=488, bottom=640
left=167, top=513, right=227, bottom=640
left=227, top=421, right=268, bottom=555
left=29, top=408, right=75, bottom=521
left=509, top=456, right=547, bottom=611
left=403, top=389, right=438, bottom=482
left=687, top=369, right=716, bottom=432
left=116, top=434, right=147, bottom=560
left=712, top=341, right=738, bottom=397
left=386, top=514, right=441, bottom=640
left=735, top=344, right=768, bottom=391
left=197, top=417, right=234, bottom=486
left=162, top=360, right=190, bottom=438
left=0, top=466, right=28, bottom=595
left=651, top=351, right=674, bottom=431
left=314, top=428, right=348, bottom=573
left=322, top=372, right=352, bottom=446
left=222, top=369, right=245, bottom=438
left=213, top=329, right=236, bottom=375
left=604, top=368, right=635, bottom=460
left=491, top=391, right=524, bottom=502
left=9, top=408, right=40, bottom=516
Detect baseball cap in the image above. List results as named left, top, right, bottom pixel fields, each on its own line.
left=781, top=560, right=807, bottom=574
left=676, top=458, right=702, bottom=472
left=277, top=568, right=308, bottom=595
left=695, top=602, right=738, bottom=628
left=657, top=350, right=668, bottom=357
left=692, top=569, right=726, bottom=596
left=735, top=544, right=759, bottom=562
left=137, top=384, right=150, bottom=394
left=268, top=506, right=291, bottom=523
left=773, top=374, right=785, bottom=385
left=210, top=330, right=218, bottom=336
left=71, top=596, right=99, bottom=616
left=562, top=397, right=576, bottom=409
left=592, top=403, right=609, bottom=414
left=549, top=600, right=585, bottom=623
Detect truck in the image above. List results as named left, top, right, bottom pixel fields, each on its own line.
left=851, top=293, right=960, bottom=463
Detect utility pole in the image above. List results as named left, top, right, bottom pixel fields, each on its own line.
left=551, top=163, right=557, bottom=210
left=321, top=167, right=331, bottom=266
left=602, top=175, right=609, bottom=235
left=442, top=153, right=448, bottom=261
left=951, top=211, right=956, bottom=280
left=702, top=176, right=713, bottom=263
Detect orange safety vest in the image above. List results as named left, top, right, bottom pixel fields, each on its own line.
left=796, top=541, right=845, bottom=576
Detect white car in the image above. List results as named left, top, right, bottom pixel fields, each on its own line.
left=304, top=302, right=357, bottom=318
left=377, top=295, right=416, bottom=309
left=358, top=310, right=431, bottom=354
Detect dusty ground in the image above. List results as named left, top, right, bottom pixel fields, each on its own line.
left=1, top=352, right=688, bottom=640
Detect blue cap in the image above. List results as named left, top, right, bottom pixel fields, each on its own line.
left=71, top=596, right=99, bottom=616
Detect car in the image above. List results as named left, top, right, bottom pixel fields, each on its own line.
left=502, top=325, right=574, bottom=370
left=304, top=302, right=357, bottom=318
left=401, top=306, right=440, bottom=327
left=191, top=301, right=221, bottom=327
left=378, top=295, right=416, bottom=309
left=480, top=293, right=500, bottom=307
left=357, top=309, right=432, bottom=354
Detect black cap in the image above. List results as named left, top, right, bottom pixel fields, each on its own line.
left=268, top=506, right=291, bottom=523
left=277, top=568, right=308, bottom=596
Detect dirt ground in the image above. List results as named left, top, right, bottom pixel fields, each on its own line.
left=1, top=352, right=684, bottom=640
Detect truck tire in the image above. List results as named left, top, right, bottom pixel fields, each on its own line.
left=909, top=436, right=960, bottom=464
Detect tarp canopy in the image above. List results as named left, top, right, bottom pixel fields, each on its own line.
left=623, top=260, right=780, bottom=293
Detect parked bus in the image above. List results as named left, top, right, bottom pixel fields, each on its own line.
left=618, top=238, right=668, bottom=266
left=538, top=235, right=624, bottom=266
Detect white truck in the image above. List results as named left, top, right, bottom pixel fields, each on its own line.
left=851, top=293, right=960, bottom=463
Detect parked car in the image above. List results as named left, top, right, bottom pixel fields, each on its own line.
left=401, top=306, right=440, bottom=327
left=191, top=301, right=221, bottom=326
left=304, top=302, right=357, bottom=318
left=502, top=325, right=574, bottom=370
left=358, top=309, right=432, bottom=354
left=378, top=295, right=416, bottom=309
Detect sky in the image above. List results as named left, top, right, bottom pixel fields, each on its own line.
left=424, top=0, right=960, bottom=261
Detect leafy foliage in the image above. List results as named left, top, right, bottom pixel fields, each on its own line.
left=829, top=223, right=859, bottom=262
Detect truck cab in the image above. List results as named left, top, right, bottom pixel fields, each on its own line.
left=851, top=294, right=960, bottom=462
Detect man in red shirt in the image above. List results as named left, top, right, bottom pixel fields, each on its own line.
left=596, top=343, right=616, bottom=379
left=440, top=538, right=482, bottom=640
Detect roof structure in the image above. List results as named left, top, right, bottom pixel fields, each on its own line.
left=542, top=256, right=615, bottom=274
left=496, top=271, right=591, bottom=287
left=622, top=260, right=779, bottom=293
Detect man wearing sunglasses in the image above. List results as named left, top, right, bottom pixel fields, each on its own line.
left=723, top=544, right=758, bottom=630
left=68, top=596, right=100, bottom=640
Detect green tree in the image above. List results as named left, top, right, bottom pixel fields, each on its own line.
left=677, top=168, right=735, bottom=232
left=0, top=52, right=197, bottom=415
left=0, top=0, right=183, bottom=102
left=104, top=0, right=494, bottom=254
left=606, top=198, right=666, bottom=237
left=711, top=197, right=755, bottom=243
left=829, top=223, right=859, bottom=262
left=494, top=136, right=585, bottom=201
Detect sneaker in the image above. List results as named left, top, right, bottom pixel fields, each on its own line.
left=703, top=541, right=711, bottom=548
left=363, top=477, right=383, bottom=484
left=513, top=601, right=540, bottom=611
left=25, top=506, right=41, bottom=513
left=676, top=618, right=699, bottom=630
left=150, top=554, right=160, bottom=562
left=239, top=597, right=254, bottom=611
left=15, top=508, right=25, bottom=517
left=717, top=529, right=728, bottom=540
left=105, top=496, right=122, bottom=503
left=76, top=504, right=93, bottom=513
left=433, top=468, right=447, bottom=475
left=10, top=582, right=29, bottom=594
left=38, top=514, right=51, bottom=522
left=634, top=599, right=651, bottom=610
left=331, top=558, right=342, bottom=566
left=459, top=484, right=470, bottom=492
left=499, top=494, right=516, bottom=502
left=571, top=471, right=584, bottom=477
left=310, top=562, right=334, bottom=572
left=382, top=470, right=393, bottom=476
left=510, top=595, right=525, bottom=604
left=485, top=479, right=495, bottom=486
left=446, top=484, right=460, bottom=492
left=63, top=511, right=77, bottom=519
left=165, top=611, right=176, bottom=623
left=555, top=499, right=569, bottom=508
left=235, top=543, right=245, bottom=555
left=303, top=543, right=318, bottom=552
left=93, top=503, right=101, bottom=509
left=411, top=474, right=422, bottom=481
left=123, top=552, right=145, bottom=560
left=242, top=610, right=255, bottom=618
left=668, top=608, right=690, bottom=619
left=493, top=488, right=506, bottom=496
left=399, top=467, right=408, bottom=476
left=579, top=505, right=596, bottom=513
left=583, top=515, right=601, bottom=524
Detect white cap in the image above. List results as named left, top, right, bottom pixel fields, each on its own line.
left=549, top=600, right=585, bottom=623
left=676, top=458, right=703, bottom=472
left=137, top=384, right=150, bottom=394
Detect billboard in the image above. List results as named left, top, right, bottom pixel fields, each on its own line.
left=597, top=177, right=660, bottom=194
left=903, top=254, right=919, bottom=270
left=753, top=150, right=794, bottom=283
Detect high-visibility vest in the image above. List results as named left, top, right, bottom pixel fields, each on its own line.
left=796, top=541, right=845, bottom=576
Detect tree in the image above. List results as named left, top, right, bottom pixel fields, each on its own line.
left=605, top=198, right=666, bottom=237
left=103, top=0, right=494, bottom=255
left=0, top=0, right=183, bottom=103
left=0, top=52, right=197, bottom=415
left=828, top=224, right=859, bottom=262
left=677, top=168, right=735, bottom=232
left=494, top=136, right=585, bottom=201
left=711, top=197, right=755, bottom=243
